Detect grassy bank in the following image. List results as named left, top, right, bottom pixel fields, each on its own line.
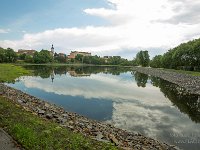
left=0, top=63, right=118, bottom=149
left=0, top=96, right=118, bottom=150
left=162, top=68, right=200, bottom=76
left=0, top=64, right=32, bottom=83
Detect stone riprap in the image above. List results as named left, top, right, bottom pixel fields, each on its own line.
left=0, top=83, right=178, bottom=150
left=134, top=67, right=200, bottom=95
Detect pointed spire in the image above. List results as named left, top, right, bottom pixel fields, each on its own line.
left=51, top=44, right=54, bottom=54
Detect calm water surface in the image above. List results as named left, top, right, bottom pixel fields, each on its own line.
left=7, top=66, right=200, bottom=150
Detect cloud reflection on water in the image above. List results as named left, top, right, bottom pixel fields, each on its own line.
left=17, top=71, right=200, bottom=149
left=22, top=73, right=170, bottom=106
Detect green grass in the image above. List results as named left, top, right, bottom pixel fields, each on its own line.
left=161, top=68, right=200, bottom=76
left=0, top=64, right=33, bottom=83
left=0, top=96, right=118, bottom=150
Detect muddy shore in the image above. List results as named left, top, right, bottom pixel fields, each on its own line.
left=0, top=83, right=178, bottom=150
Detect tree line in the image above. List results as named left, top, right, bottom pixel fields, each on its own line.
left=74, top=54, right=135, bottom=66
left=0, top=47, right=135, bottom=66
left=150, top=38, right=200, bottom=71
left=0, top=48, right=54, bottom=64
left=0, top=47, right=17, bottom=63
left=1, top=37, right=200, bottom=70
left=134, top=38, right=200, bottom=71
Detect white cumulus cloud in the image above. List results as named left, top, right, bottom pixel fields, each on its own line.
left=0, top=0, right=200, bottom=58
left=0, top=29, right=10, bottom=34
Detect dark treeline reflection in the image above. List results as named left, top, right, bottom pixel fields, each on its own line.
left=133, top=71, right=148, bottom=87
left=21, top=66, right=200, bottom=123
left=151, top=76, right=200, bottom=123
left=23, top=65, right=132, bottom=79
left=133, top=71, right=200, bottom=123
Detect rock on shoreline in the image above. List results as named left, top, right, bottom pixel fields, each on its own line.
left=0, top=83, right=178, bottom=150
left=134, top=67, right=200, bottom=95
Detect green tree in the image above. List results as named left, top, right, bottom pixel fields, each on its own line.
left=136, top=50, right=150, bottom=67
left=161, top=50, right=174, bottom=69
left=33, top=52, right=39, bottom=63
left=33, top=50, right=53, bottom=64
left=5, top=48, right=17, bottom=63
left=106, top=56, right=122, bottom=65
left=70, top=58, right=75, bottom=63
left=154, top=38, right=200, bottom=70
left=120, top=58, right=131, bottom=66
left=82, top=56, right=91, bottom=64
left=150, top=55, right=162, bottom=68
left=90, top=55, right=101, bottom=65
left=0, top=47, right=6, bottom=63
left=131, top=58, right=138, bottom=66
left=25, top=55, right=33, bottom=63
left=18, top=53, right=26, bottom=60
left=75, top=54, right=83, bottom=62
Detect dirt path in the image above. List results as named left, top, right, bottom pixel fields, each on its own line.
left=0, top=128, right=21, bottom=150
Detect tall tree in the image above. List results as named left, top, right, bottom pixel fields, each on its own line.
left=136, top=50, right=150, bottom=67
left=18, top=53, right=26, bottom=60
left=0, top=47, right=6, bottom=63
left=150, top=55, right=162, bottom=68
left=5, top=48, right=17, bottom=63
left=33, top=50, right=53, bottom=64
left=25, top=55, right=33, bottom=63
left=151, top=38, right=200, bottom=70
left=75, top=54, right=84, bottom=63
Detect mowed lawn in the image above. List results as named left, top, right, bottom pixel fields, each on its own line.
left=0, top=64, right=32, bottom=83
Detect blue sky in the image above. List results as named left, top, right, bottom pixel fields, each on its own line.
left=0, top=0, right=200, bottom=59
left=0, top=0, right=109, bottom=39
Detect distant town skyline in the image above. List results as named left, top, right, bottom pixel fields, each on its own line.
left=0, top=0, right=200, bottom=59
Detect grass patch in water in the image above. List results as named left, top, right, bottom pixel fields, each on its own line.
left=0, top=64, right=32, bottom=83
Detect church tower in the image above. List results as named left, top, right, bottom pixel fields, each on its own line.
left=50, top=69, right=55, bottom=83
left=51, top=44, right=54, bottom=54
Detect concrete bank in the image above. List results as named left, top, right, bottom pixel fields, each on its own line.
left=0, top=83, right=178, bottom=150
left=134, top=67, right=200, bottom=95
left=0, top=128, right=22, bottom=150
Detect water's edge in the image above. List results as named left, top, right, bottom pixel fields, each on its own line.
left=0, top=83, right=177, bottom=150
left=134, top=67, right=200, bottom=95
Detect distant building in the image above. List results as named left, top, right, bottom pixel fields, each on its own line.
left=68, top=51, right=91, bottom=59
left=103, top=56, right=112, bottom=63
left=103, top=56, right=112, bottom=59
left=50, top=44, right=54, bottom=56
left=17, top=49, right=36, bottom=56
left=58, top=53, right=66, bottom=57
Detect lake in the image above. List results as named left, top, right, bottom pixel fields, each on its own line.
left=7, top=65, right=200, bottom=150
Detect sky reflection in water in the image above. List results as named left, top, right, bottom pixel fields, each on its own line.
left=8, top=66, right=200, bottom=150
